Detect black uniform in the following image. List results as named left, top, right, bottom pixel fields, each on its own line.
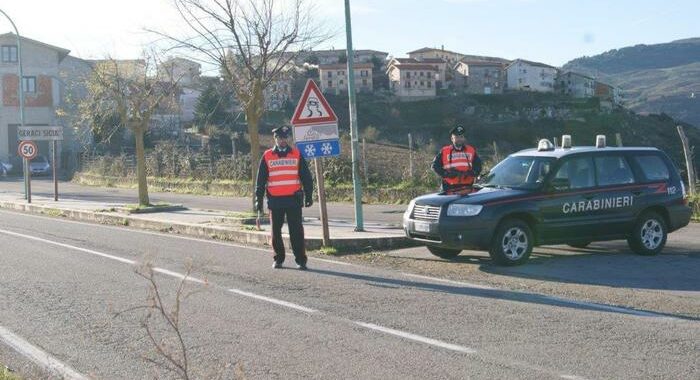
left=255, top=145, right=314, bottom=267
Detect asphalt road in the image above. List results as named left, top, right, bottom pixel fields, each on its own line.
left=1, top=209, right=698, bottom=379
left=0, top=177, right=407, bottom=224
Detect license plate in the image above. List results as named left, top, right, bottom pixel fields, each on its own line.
left=414, top=221, right=431, bottom=232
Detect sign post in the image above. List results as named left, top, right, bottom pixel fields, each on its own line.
left=18, top=126, right=63, bottom=202
left=291, top=79, right=340, bottom=247
left=17, top=140, right=37, bottom=203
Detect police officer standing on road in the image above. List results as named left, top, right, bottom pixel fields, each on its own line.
left=255, top=126, right=314, bottom=270
left=431, top=125, right=482, bottom=191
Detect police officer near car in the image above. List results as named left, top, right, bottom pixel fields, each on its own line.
left=431, top=125, right=482, bottom=191
left=255, top=126, right=314, bottom=270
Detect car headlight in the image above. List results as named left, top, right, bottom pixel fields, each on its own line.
left=446, top=204, right=483, bottom=216
left=404, top=199, right=416, bottom=219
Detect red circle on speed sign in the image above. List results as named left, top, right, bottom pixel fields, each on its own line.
left=18, top=140, right=38, bottom=160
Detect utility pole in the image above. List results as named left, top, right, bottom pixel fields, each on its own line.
left=344, top=0, right=364, bottom=231
left=0, top=10, right=26, bottom=199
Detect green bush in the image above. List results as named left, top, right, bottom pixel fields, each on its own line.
left=215, top=154, right=252, bottom=180
left=690, top=194, right=700, bottom=221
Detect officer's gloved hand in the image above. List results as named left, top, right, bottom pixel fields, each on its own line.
left=305, top=197, right=313, bottom=208
left=255, top=198, right=264, bottom=212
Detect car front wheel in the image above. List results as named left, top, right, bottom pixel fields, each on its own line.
left=627, top=211, right=667, bottom=256
left=427, top=246, right=462, bottom=259
left=489, top=219, right=533, bottom=266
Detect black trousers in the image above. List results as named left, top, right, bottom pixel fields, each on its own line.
left=269, top=206, right=306, bottom=265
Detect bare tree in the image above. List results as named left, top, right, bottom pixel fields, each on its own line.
left=79, top=53, right=180, bottom=206
left=151, top=0, right=330, bottom=204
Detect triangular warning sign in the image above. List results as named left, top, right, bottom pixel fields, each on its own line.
left=290, top=79, right=338, bottom=126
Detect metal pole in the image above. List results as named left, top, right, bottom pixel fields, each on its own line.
left=314, top=159, right=330, bottom=246
left=53, top=140, right=58, bottom=201
left=26, top=158, right=31, bottom=204
left=344, top=0, right=364, bottom=231
left=408, top=133, right=414, bottom=179
left=361, top=137, right=367, bottom=183
left=0, top=10, right=26, bottom=199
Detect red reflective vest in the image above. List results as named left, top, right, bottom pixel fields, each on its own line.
left=441, top=144, right=476, bottom=186
left=264, top=148, right=302, bottom=197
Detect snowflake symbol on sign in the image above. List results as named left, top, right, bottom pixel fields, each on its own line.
left=321, top=142, right=332, bottom=155
left=304, top=144, right=316, bottom=157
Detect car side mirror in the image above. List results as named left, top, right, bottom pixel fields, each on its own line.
left=548, top=178, right=570, bottom=192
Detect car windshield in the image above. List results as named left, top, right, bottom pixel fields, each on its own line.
left=478, top=156, right=555, bottom=190
left=31, top=156, right=48, bottom=163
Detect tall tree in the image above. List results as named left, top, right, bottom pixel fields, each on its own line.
left=151, top=0, right=330, bottom=201
left=80, top=54, right=179, bottom=206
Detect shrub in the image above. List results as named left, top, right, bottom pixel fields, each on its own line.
left=215, top=154, right=252, bottom=180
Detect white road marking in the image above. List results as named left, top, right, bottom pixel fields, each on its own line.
left=152, top=267, right=207, bottom=284
left=312, top=257, right=354, bottom=266
left=0, top=228, right=136, bottom=265
left=0, top=210, right=353, bottom=266
left=1, top=226, right=593, bottom=378
left=354, top=321, right=476, bottom=354
left=227, top=288, right=318, bottom=314
left=560, top=375, right=590, bottom=380
left=0, top=326, right=89, bottom=380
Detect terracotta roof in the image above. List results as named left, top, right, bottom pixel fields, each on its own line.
left=418, top=58, right=447, bottom=63
left=390, top=63, right=439, bottom=71
left=559, top=71, right=595, bottom=81
left=506, top=58, right=558, bottom=70
left=456, top=60, right=506, bottom=67
left=318, top=63, right=374, bottom=70
left=391, top=58, right=420, bottom=64
left=302, top=49, right=388, bottom=56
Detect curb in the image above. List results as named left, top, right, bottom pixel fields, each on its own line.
left=0, top=201, right=417, bottom=252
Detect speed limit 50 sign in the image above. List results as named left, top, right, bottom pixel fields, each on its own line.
left=18, top=140, right=38, bottom=160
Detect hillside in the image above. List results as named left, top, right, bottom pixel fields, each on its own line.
left=274, top=92, right=700, bottom=183
left=563, top=38, right=700, bottom=126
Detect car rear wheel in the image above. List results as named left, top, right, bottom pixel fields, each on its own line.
left=427, top=246, right=462, bottom=259
left=627, top=211, right=667, bottom=256
left=489, top=219, right=533, bottom=266
left=568, top=242, right=591, bottom=248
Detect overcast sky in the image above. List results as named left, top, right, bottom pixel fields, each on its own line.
left=1, top=0, right=697, bottom=74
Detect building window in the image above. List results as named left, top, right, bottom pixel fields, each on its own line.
left=362, top=79, right=368, bottom=86
left=427, top=81, right=432, bottom=88
left=1, top=45, right=17, bottom=63
left=339, top=80, right=344, bottom=85
left=406, top=72, right=411, bottom=79
left=427, top=72, right=432, bottom=79
left=420, top=81, right=424, bottom=86
left=420, top=71, right=424, bottom=77
left=327, top=80, right=333, bottom=88
left=22, top=76, right=36, bottom=93
left=327, top=72, right=332, bottom=78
